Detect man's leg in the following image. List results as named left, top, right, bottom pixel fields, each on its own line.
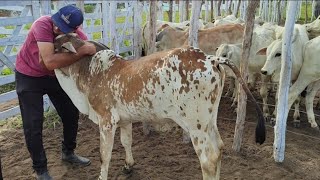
left=47, top=77, right=90, bottom=165
left=15, top=72, right=48, bottom=174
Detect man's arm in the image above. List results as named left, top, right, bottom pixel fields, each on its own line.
left=38, top=41, right=96, bottom=71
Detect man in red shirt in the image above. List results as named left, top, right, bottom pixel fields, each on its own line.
left=15, top=5, right=96, bottom=180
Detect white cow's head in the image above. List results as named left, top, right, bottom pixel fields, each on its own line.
left=216, top=43, right=242, bottom=68
left=257, top=27, right=300, bottom=82
left=155, top=26, right=187, bottom=52
left=305, top=15, right=320, bottom=39
left=257, top=40, right=282, bottom=82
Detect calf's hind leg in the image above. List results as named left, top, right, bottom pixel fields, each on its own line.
left=189, top=126, right=224, bottom=180
left=120, top=122, right=135, bottom=174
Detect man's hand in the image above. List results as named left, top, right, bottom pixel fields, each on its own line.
left=77, top=42, right=96, bottom=56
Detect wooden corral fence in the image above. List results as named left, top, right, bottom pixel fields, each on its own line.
left=0, top=0, right=145, bottom=120
left=0, top=0, right=319, bottom=121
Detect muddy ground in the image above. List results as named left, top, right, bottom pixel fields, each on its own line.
left=1, top=90, right=320, bottom=180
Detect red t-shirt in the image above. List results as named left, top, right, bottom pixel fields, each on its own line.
left=16, top=15, right=88, bottom=77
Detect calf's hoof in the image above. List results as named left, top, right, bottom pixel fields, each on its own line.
left=264, top=115, right=271, bottom=122
left=122, top=166, right=133, bottom=175
left=311, top=125, right=320, bottom=131
left=293, top=120, right=300, bottom=128
left=270, top=118, right=276, bottom=126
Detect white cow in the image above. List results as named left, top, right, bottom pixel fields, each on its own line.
left=257, top=24, right=310, bottom=127
left=284, top=36, right=320, bottom=129
left=54, top=34, right=266, bottom=180
left=204, top=15, right=244, bottom=29
left=216, top=24, right=276, bottom=115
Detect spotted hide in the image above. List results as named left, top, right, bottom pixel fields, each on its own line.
left=54, top=34, right=266, bottom=180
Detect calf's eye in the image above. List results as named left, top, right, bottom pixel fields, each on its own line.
left=275, top=53, right=281, bottom=57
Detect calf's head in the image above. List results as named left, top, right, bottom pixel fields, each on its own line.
left=54, top=33, right=85, bottom=53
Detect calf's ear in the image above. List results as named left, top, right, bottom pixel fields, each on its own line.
left=256, top=47, right=267, bottom=56
left=61, top=42, right=77, bottom=54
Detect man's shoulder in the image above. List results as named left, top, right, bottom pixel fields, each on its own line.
left=30, top=15, right=54, bottom=42
left=35, top=15, right=52, bottom=23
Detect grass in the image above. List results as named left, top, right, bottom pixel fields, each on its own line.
left=0, top=110, right=61, bottom=130
left=297, top=2, right=313, bottom=24
left=0, top=82, right=15, bottom=94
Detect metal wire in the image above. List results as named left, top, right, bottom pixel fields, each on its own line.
left=219, top=117, right=320, bottom=141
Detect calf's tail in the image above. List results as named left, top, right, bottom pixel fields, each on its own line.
left=215, top=57, right=266, bottom=145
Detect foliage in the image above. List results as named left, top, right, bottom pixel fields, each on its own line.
left=0, top=115, right=22, bottom=129
left=84, top=4, right=95, bottom=13
left=43, top=110, right=61, bottom=129
left=1, top=67, right=13, bottom=75
left=297, top=2, right=313, bottom=24
left=0, top=110, right=61, bottom=130
left=0, top=82, right=15, bottom=94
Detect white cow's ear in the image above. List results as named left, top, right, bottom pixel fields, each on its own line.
left=61, top=42, right=77, bottom=53
left=256, top=47, right=267, bottom=55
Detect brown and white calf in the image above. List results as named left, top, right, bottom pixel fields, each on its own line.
left=54, top=34, right=265, bottom=180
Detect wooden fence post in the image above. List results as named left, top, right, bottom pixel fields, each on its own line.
left=189, top=1, right=202, bottom=48
left=169, top=0, right=173, bottom=22
left=211, top=0, right=214, bottom=20
left=157, top=1, right=163, bottom=21
left=186, top=0, right=190, bottom=20
left=142, top=0, right=157, bottom=135
left=147, top=0, right=157, bottom=55
left=109, top=1, right=118, bottom=54
left=133, top=0, right=143, bottom=59
left=102, top=1, right=109, bottom=46
left=274, top=1, right=299, bottom=163
left=179, top=0, right=186, bottom=22
left=205, top=0, right=209, bottom=22
left=232, top=0, right=259, bottom=152
left=40, top=0, right=51, bottom=15
left=76, top=0, right=85, bottom=12
left=32, top=0, right=41, bottom=20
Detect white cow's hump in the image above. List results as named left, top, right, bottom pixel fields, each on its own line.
left=89, top=50, right=117, bottom=75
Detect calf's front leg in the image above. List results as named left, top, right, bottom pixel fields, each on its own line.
left=98, top=112, right=118, bottom=180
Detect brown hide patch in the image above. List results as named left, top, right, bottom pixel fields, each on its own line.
left=194, top=137, right=199, bottom=146
left=210, top=84, right=219, bottom=105
left=174, top=47, right=207, bottom=94
left=197, top=124, right=201, bottom=130
left=195, top=24, right=244, bottom=54
left=204, top=124, right=208, bottom=132
left=211, top=76, right=216, bottom=84
left=114, top=52, right=166, bottom=105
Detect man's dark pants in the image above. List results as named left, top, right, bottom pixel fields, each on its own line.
left=15, top=71, right=79, bottom=174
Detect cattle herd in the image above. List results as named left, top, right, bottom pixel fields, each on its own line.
left=53, top=14, right=320, bottom=180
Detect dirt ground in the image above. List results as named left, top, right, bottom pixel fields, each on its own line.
left=1, top=90, right=320, bottom=180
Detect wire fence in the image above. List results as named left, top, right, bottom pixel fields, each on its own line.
left=219, top=116, right=320, bottom=142
left=222, top=79, right=320, bottom=118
